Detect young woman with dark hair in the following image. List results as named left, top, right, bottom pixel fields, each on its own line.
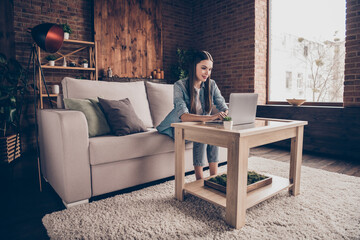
left=157, top=50, right=228, bottom=179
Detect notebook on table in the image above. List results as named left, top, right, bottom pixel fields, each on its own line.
left=206, top=93, right=258, bottom=125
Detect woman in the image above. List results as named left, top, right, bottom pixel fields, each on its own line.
left=157, top=50, right=228, bottom=180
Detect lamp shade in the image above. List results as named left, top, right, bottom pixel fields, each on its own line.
left=31, top=23, right=64, bottom=53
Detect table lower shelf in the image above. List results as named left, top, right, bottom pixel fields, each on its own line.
left=184, top=174, right=292, bottom=209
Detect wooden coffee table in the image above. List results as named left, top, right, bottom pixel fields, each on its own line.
left=171, top=118, right=308, bottom=229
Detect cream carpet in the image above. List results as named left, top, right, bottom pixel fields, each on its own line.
left=42, top=157, right=360, bottom=239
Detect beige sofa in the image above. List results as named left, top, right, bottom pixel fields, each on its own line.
left=38, top=78, right=227, bottom=208
left=37, top=78, right=195, bottom=208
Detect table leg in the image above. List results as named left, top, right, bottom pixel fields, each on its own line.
left=175, top=127, right=185, bottom=201
left=289, top=126, right=304, bottom=196
left=226, top=138, right=248, bottom=229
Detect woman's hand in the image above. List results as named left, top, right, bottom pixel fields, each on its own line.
left=210, top=111, right=228, bottom=121
left=180, top=110, right=228, bottom=122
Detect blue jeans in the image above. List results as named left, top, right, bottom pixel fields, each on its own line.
left=193, top=142, right=219, bottom=167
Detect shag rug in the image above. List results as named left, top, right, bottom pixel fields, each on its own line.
left=42, top=157, right=360, bottom=239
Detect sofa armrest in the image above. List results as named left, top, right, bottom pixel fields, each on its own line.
left=37, top=109, right=91, bottom=204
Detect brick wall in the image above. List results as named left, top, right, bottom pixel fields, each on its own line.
left=344, top=0, right=360, bottom=107
left=162, top=0, right=193, bottom=83
left=12, top=0, right=93, bottom=151
left=192, top=0, right=257, bottom=102
left=0, top=0, right=15, bottom=59
left=14, top=0, right=93, bottom=71
left=9, top=0, right=360, bottom=153
left=14, top=0, right=93, bottom=61
left=254, top=0, right=267, bottom=105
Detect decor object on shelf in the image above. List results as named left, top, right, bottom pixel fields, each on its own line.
left=81, top=59, right=88, bottom=68
left=37, top=39, right=98, bottom=108
left=61, top=23, right=72, bottom=40
left=152, top=68, right=164, bottom=79
left=45, top=55, right=57, bottom=66
left=107, top=67, right=112, bottom=77
left=223, top=116, right=233, bottom=130
left=62, top=57, right=67, bottom=67
left=69, top=61, right=76, bottom=67
left=156, top=71, right=161, bottom=79
left=286, top=98, right=306, bottom=106
left=0, top=53, right=29, bottom=163
left=52, top=85, right=60, bottom=94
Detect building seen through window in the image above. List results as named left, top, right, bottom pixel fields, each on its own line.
left=268, top=0, right=346, bottom=103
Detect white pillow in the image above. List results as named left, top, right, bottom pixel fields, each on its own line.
left=61, top=77, right=153, bottom=128
left=145, top=81, right=174, bottom=127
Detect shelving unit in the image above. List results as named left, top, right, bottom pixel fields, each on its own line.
left=37, top=39, right=98, bottom=109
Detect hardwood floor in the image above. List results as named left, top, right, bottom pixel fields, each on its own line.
left=250, top=146, right=360, bottom=177
left=1, top=146, right=359, bottom=240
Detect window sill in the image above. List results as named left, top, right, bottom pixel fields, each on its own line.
left=260, top=104, right=344, bottom=109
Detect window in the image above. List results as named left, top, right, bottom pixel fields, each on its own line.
left=268, top=0, right=346, bottom=103
left=297, top=73, right=303, bottom=89
left=286, top=71, right=292, bottom=89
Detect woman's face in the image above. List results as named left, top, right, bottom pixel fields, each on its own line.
left=195, top=59, right=213, bottom=83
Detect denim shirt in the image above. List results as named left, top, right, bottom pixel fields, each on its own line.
left=156, top=78, right=228, bottom=139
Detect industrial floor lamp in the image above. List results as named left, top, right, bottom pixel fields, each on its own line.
left=26, top=23, right=64, bottom=191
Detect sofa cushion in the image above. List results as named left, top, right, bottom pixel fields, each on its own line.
left=63, top=98, right=111, bottom=137
left=61, top=77, right=153, bottom=127
left=145, top=81, right=174, bottom=127
left=98, top=97, right=147, bottom=136
left=89, top=128, right=193, bottom=165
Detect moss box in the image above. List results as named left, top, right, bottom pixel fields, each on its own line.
left=204, top=171, right=272, bottom=193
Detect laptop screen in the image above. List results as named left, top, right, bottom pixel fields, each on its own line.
left=228, top=93, right=258, bottom=125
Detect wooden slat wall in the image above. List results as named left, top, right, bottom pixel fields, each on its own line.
left=94, top=0, right=162, bottom=78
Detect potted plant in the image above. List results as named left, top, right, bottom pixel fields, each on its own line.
left=223, top=116, right=233, bottom=130
left=45, top=55, right=57, bottom=66
left=69, top=61, right=76, bottom=67
left=0, top=53, right=29, bottom=163
left=81, top=59, right=88, bottom=68
left=170, top=48, right=196, bottom=83
left=61, top=23, right=72, bottom=40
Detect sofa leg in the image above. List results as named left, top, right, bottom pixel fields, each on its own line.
left=62, top=199, right=89, bottom=208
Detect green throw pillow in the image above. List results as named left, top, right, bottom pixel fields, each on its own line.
left=63, top=98, right=111, bottom=137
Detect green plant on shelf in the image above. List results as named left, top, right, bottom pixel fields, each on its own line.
left=223, top=116, right=232, bottom=121
left=61, top=23, right=72, bottom=34
left=45, top=55, right=57, bottom=61
left=81, top=59, right=88, bottom=64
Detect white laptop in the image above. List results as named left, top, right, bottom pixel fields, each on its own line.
left=207, top=93, right=258, bottom=125
left=228, top=93, right=258, bottom=125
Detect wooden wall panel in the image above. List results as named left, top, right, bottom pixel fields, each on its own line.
left=94, top=0, right=162, bottom=78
